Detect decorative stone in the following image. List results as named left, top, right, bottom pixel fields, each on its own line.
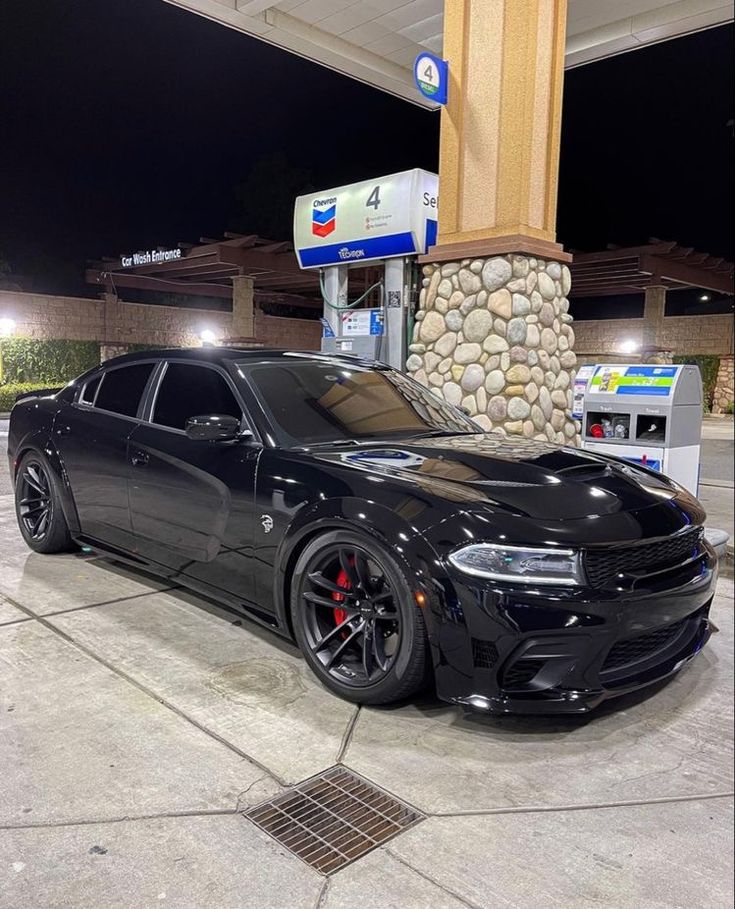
left=527, top=314, right=539, bottom=324
left=464, top=309, right=494, bottom=343
left=537, top=350, right=551, bottom=370
left=523, top=420, right=535, bottom=438
left=506, top=364, right=531, bottom=384
left=462, top=363, right=485, bottom=392
left=438, top=357, right=452, bottom=374
left=507, top=318, right=527, bottom=345
left=485, top=355, right=501, bottom=371
left=554, top=371, right=571, bottom=390
left=561, top=265, right=572, bottom=296
left=446, top=291, right=463, bottom=310
left=488, top=396, right=507, bottom=421
left=564, top=421, right=577, bottom=439
left=483, top=335, right=509, bottom=354
left=531, top=404, right=546, bottom=431
left=444, top=382, right=462, bottom=406
left=461, top=394, right=477, bottom=414
left=558, top=334, right=569, bottom=352
left=531, top=365, right=544, bottom=386
left=528, top=350, right=539, bottom=367
left=537, top=271, right=556, bottom=300
left=441, top=263, right=460, bottom=277
left=526, top=324, right=540, bottom=348
left=455, top=342, right=482, bottom=364
left=424, top=352, right=441, bottom=374
left=539, top=302, right=555, bottom=327
left=512, top=294, right=531, bottom=316
left=539, top=386, right=553, bottom=418
left=505, top=385, right=525, bottom=396
left=422, top=265, right=434, bottom=276
left=474, top=414, right=493, bottom=431
left=545, top=424, right=556, bottom=442
left=506, top=421, right=523, bottom=435
left=459, top=294, right=477, bottom=315
left=525, top=383, right=539, bottom=403
left=451, top=365, right=464, bottom=382
left=488, top=288, right=512, bottom=319
left=507, top=277, right=527, bottom=293
left=459, top=269, right=482, bottom=294
left=493, top=318, right=507, bottom=337
left=551, top=389, right=567, bottom=408
left=480, top=352, right=488, bottom=365
left=434, top=332, right=457, bottom=358
left=435, top=296, right=448, bottom=314
left=481, top=257, right=512, bottom=292
left=526, top=271, right=538, bottom=294
left=406, top=354, right=423, bottom=371
left=428, top=372, right=443, bottom=386
left=559, top=297, right=570, bottom=313
left=540, top=328, right=558, bottom=353
left=445, top=310, right=463, bottom=332
left=544, top=372, right=555, bottom=390
left=509, top=346, right=527, bottom=363
left=470, top=259, right=484, bottom=274
left=476, top=387, right=487, bottom=413
left=414, top=310, right=425, bottom=321
left=420, top=311, right=446, bottom=343
left=561, top=312, right=574, bottom=323
left=512, top=256, right=530, bottom=278
left=549, top=355, right=561, bottom=375
left=500, top=352, right=511, bottom=372
left=546, top=261, right=562, bottom=280
left=530, top=290, right=543, bottom=313
left=408, top=342, right=426, bottom=353
left=507, top=397, right=531, bottom=421
left=413, top=368, right=427, bottom=386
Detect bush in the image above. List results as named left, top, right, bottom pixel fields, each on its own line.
left=0, top=381, right=63, bottom=413
left=726, top=402, right=734, bottom=415
left=0, top=338, right=100, bottom=384
left=672, top=354, right=721, bottom=411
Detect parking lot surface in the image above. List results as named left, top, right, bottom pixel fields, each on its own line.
left=0, top=487, right=733, bottom=909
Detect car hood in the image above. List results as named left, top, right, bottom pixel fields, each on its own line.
left=310, top=432, right=703, bottom=525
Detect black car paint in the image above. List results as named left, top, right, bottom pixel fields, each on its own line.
left=7, top=348, right=716, bottom=714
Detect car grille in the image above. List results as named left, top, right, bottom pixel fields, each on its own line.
left=601, top=618, right=688, bottom=674
left=584, top=527, right=703, bottom=588
left=472, top=638, right=499, bottom=669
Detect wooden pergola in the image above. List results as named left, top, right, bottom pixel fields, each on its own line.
left=569, top=240, right=734, bottom=298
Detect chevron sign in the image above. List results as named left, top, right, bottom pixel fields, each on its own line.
left=312, top=199, right=336, bottom=237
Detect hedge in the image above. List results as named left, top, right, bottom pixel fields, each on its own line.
left=672, top=354, right=721, bottom=411
left=0, top=338, right=100, bottom=384
left=0, top=381, right=63, bottom=413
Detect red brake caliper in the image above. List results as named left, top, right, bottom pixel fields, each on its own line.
left=331, top=565, right=352, bottom=628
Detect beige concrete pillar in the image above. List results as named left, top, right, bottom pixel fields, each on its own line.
left=642, top=284, right=667, bottom=351
left=231, top=275, right=255, bottom=339
left=429, top=0, right=570, bottom=263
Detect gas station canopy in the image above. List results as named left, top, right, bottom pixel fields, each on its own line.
left=163, top=0, right=732, bottom=106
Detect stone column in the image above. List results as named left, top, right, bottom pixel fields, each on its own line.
left=411, top=0, right=578, bottom=443
left=231, top=275, right=255, bottom=339
left=407, top=255, right=577, bottom=444
left=642, top=284, right=667, bottom=354
left=712, top=356, right=734, bottom=414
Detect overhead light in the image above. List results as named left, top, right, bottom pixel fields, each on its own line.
left=699, top=294, right=711, bottom=302
left=0, top=316, right=16, bottom=337
left=619, top=339, right=638, bottom=354
left=199, top=328, right=217, bottom=345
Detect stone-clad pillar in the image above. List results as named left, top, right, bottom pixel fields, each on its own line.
left=407, top=255, right=577, bottom=444
left=412, top=0, right=578, bottom=443
left=232, top=275, right=255, bottom=339
left=642, top=284, right=667, bottom=353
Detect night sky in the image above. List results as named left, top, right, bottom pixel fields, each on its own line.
left=0, top=0, right=732, bottom=296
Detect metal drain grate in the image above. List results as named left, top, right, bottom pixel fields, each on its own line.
left=245, top=765, right=424, bottom=874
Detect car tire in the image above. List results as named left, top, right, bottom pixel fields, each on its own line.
left=291, top=530, right=430, bottom=705
left=14, top=450, right=75, bottom=554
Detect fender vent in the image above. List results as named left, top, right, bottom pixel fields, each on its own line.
left=245, top=766, right=424, bottom=874
left=472, top=638, right=499, bottom=669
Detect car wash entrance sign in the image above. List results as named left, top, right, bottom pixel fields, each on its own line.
left=120, top=248, right=183, bottom=268
left=294, top=169, right=438, bottom=269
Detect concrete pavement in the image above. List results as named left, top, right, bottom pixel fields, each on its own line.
left=0, top=490, right=733, bottom=908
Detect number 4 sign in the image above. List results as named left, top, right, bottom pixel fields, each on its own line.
left=414, top=52, right=448, bottom=105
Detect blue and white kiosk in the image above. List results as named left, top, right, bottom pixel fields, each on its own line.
left=580, top=363, right=703, bottom=495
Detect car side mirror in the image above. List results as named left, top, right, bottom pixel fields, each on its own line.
left=185, top=414, right=245, bottom=442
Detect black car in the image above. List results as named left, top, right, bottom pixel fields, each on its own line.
left=8, top=348, right=716, bottom=714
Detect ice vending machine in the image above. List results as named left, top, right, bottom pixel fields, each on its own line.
left=581, top=364, right=702, bottom=495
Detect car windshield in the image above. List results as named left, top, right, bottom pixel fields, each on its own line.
left=241, top=359, right=479, bottom=447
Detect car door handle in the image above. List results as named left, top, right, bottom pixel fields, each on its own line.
left=130, top=450, right=149, bottom=467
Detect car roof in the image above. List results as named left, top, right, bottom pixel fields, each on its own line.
left=97, top=347, right=383, bottom=370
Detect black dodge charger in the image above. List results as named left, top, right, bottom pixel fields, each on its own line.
left=8, top=348, right=716, bottom=713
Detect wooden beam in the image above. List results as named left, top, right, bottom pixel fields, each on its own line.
left=85, top=269, right=232, bottom=299
left=640, top=255, right=735, bottom=294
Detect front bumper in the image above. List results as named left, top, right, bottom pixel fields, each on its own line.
left=430, top=546, right=717, bottom=715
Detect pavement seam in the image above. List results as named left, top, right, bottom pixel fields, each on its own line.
left=38, top=585, right=182, bottom=618
left=383, top=847, right=485, bottom=909
left=335, top=706, right=361, bottom=764
left=3, top=591, right=288, bottom=789
left=0, top=617, right=34, bottom=628
left=0, top=808, right=239, bottom=832
left=314, top=877, right=330, bottom=908
left=429, top=790, right=735, bottom=818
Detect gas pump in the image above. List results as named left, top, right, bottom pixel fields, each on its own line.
left=293, top=168, right=437, bottom=370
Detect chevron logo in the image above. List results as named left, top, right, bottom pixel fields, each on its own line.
left=312, top=202, right=336, bottom=237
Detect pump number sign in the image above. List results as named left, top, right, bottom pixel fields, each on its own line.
left=414, top=52, right=448, bottom=105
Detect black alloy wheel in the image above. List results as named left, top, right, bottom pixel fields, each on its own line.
left=15, top=452, right=73, bottom=553
left=292, top=531, right=429, bottom=705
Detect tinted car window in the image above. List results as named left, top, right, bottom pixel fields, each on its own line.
left=243, top=360, right=477, bottom=446
left=153, top=363, right=242, bottom=431
left=95, top=363, right=155, bottom=417
left=80, top=374, right=101, bottom=405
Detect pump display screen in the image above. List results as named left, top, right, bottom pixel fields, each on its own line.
left=589, top=365, right=678, bottom=396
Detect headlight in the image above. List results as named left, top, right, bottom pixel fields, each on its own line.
left=448, top=543, right=584, bottom=586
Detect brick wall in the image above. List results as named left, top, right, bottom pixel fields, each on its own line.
left=574, top=314, right=734, bottom=358
left=0, top=289, right=321, bottom=352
